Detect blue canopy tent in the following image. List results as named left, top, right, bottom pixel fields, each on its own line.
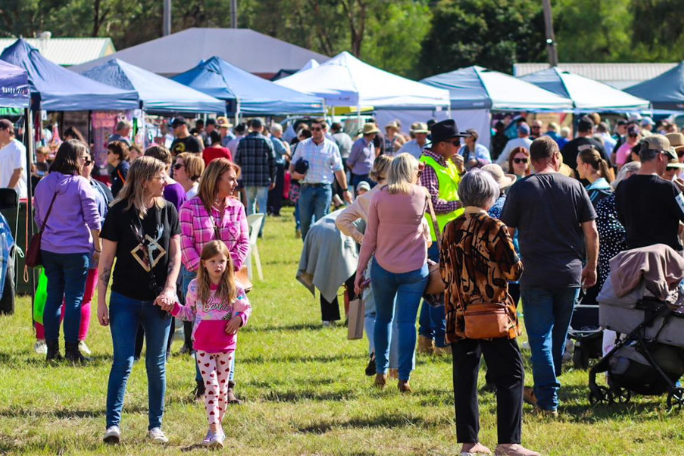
left=0, top=60, right=29, bottom=109
left=81, top=59, right=225, bottom=114
left=0, top=39, right=138, bottom=111
left=624, top=62, right=684, bottom=111
left=520, top=67, right=650, bottom=111
left=172, top=56, right=324, bottom=116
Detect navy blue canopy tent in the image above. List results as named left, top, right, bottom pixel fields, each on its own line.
left=0, top=39, right=138, bottom=111
left=0, top=60, right=29, bottom=108
left=625, top=62, right=684, bottom=111
left=172, top=56, right=324, bottom=115
left=81, top=59, right=225, bottom=114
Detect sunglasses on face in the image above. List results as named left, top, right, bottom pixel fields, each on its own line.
left=513, top=158, right=528, bottom=164
left=173, top=163, right=185, bottom=170
left=628, top=133, right=638, bottom=138
left=449, top=140, right=460, bottom=146
left=666, top=166, right=679, bottom=171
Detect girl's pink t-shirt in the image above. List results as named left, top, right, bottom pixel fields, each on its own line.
left=172, top=279, right=251, bottom=352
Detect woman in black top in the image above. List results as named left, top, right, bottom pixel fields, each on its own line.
left=107, top=141, right=130, bottom=198
left=97, top=156, right=181, bottom=445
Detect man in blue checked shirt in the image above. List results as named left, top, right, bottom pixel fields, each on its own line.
left=290, top=118, right=353, bottom=240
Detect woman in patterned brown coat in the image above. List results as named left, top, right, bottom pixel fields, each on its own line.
left=440, top=170, right=538, bottom=456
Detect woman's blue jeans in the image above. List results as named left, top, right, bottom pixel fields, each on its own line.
left=371, top=259, right=428, bottom=381
left=106, top=292, right=172, bottom=430
left=182, top=267, right=236, bottom=384
left=41, top=250, right=89, bottom=344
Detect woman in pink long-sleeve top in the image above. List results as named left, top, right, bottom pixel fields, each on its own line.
left=354, top=153, right=431, bottom=394
left=178, top=158, right=249, bottom=403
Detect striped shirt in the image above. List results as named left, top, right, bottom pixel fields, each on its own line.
left=291, top=137, right=343, bottom=185
left=179, top=196, right=249, bottom=273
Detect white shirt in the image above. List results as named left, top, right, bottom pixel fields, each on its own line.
left=496, top=137, right=533, bottom=171
left=397, top=140, right=426, bottom=159
left=0, top=139, right=27, bottom=198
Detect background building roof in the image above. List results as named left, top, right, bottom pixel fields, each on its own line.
left=513, top=63, right=678, bottom=89
left=0, top=37, right=115, bottom=67
left=70, top=28, right=329, bottom=78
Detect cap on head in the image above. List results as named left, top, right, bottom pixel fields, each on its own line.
left=206, top=118, right=217, bottom=126
left=518, top=123, right=531, bottom=135
left=577, top=118, right=594, bottom=133
left=170, top=117, right=187, bottom=128
left=627, top=125, right=641, bottom=136
left=640, top=134, right=671, bottom=156
left=641, top=117, right=655, bottom=127
left=356, top=181, right=371, bottom=192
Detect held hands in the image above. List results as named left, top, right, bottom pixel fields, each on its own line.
left=225, top=315, right=242, bottom=335
left=154, top=288, right=177, bottom=312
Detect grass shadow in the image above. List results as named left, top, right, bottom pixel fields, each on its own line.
left=297, top=413, right=444, bottom=434
left=240, top=353, right=365, bottom=365
left=262, top=389, right=358, bottom=403
left=242, top=322, right=329, bottom=333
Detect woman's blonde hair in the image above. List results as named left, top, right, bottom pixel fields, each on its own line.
left=197, top=240, right=237, bottom=304
left=178, top=152, right=205, bottom=182
left=370, top=155, right=393, bottom=183
left=386, top=153, right=419, bottom=194
left=198, top=158, right=241, bottom=215
left=111, top=156, right=166, bottom=217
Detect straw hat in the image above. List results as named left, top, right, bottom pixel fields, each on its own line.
left=361, top=123, right=380, bottom=135
left=410, top=122, right=430, bottom=134
left=481, top=164, right=516, bottom=189
left=217, top=116, right=233, bottom=128
left=666, top=133, right=684, bottom=152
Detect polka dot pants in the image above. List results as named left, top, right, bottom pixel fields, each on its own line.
left=196, top=350, right=234, bottom=425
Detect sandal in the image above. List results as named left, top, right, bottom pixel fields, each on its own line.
left=460, top=442, right=492, bottom=456
left=494, top=444, right=540, bottom=456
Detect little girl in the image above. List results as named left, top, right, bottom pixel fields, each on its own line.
left=169, top=240, right=251, bottom=448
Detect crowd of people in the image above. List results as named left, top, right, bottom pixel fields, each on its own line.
left=2, top=110, right=684, bottom=455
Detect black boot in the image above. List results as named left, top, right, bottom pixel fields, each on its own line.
left=46, top=339, right=62, bottom=362
left=65, top=342, right=90, bottom=364
left=226, top=380, right=242, bottom=405
left=194, top=378, right=206, bottom=402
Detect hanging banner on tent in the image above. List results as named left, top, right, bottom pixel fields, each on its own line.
left=92, top=111, right=133, bottom=167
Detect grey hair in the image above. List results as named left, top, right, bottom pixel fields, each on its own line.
left=458, top=169, right=500, bottom=209
left=270, top=123, right=283, bottom=135
left=612, top=161, right=641, bottom=190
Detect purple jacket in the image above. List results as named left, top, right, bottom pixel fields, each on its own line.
left=34, top=172, right=100, bottom=254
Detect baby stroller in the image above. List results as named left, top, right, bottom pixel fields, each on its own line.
left=588, top=247, right=684, bottom=410
left=568, top=302, right=603, bottom=369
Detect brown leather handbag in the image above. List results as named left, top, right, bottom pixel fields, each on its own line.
left=26, top=191, right=58, bottom=268
left=424, top=195, right=446, bottom=295
left=463, top=303, right=516, bottom=339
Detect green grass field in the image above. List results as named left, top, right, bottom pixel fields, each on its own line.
left=1, top=208, right=683, bottom=456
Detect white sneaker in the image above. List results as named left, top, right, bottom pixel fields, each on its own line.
left=202, top=430, right=214, bottom=446
left=208, top=430, right=225, bottom=448
left=147, top=427, right=169, bottom=444
left=103, top=426, right=121, bottom=444
left=34, top=340, right=47, bottom=355
left=78, top=340, right=92, bottom=355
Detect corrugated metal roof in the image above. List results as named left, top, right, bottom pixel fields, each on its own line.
left=0, top=38, right=115, bottom=66
left=513, top=63, right=678, bottom=89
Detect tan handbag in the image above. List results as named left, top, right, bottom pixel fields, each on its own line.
left=347, top=298, right=365, bottom=340
left=463, top=303, right=515, bottom=339
left=424, top=196, right=446, bottom=295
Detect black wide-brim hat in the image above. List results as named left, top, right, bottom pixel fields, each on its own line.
left=429, top=119, right=469, bottom=144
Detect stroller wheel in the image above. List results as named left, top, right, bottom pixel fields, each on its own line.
left=609, top=386, right=631, bottom=404
left=589, top=386, right=610, bottom=405
left=667, top=387, right=684, bottom=411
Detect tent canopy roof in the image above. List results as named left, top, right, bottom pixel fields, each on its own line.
left=0, top=39, right=138, bottom=111
left=81, top=59, right=225, bottom=114
left=69, top=28, right=329, bottom=76
left=172, top=56, right=324, bottom=115
left=421, top=66, right=573, bottom=111
left=275, top=51, right=450, bottom=109
left=521, top=67, right=651, bottom=111
left=0, top=60, right=29, bottom=108
left=624, top=62, right=684, bottom=110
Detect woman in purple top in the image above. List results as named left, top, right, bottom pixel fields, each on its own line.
left=34, top=140, right=101, bottom=363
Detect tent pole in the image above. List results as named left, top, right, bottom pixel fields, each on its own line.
left=447, top=104, right=452, bottom=119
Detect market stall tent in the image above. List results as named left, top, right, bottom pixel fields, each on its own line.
left=520, top=67, right=650, bottom=111
left=624, top=62, right=684, bottom=111
left=172, top=56, right=324, bottom=115
left=0, top=39, right=138, bottom=111
left=81, top=59, right=225, bottom=114
left=275, top=51, right=450, bottom=110
left=0, top=60, right=29, bottom=108
left=421, top=65, right=573, bottom=111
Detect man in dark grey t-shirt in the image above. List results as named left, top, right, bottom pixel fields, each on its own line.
left=501, top=136, right=598, bottom=416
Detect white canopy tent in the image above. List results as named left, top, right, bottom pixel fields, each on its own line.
left=275, top=51, right=450, bottom=111
left=520, top=67, right=651, bottom=111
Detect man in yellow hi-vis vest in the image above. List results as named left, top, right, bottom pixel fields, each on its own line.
left=418, top=119, right=468, bottom=356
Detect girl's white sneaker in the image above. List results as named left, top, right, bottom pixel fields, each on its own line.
left=147, top=427, right=168, bottom=444
left=202, top=430, right=214, bottom=446
left=208, top=430, right=225, bottom=448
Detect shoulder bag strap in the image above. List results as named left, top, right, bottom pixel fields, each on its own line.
left=426, top=193, right=441, bottom=244
left=39, top=191, right=59, bottom=234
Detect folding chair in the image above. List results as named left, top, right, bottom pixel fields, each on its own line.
left=245, top=213, right=265, bottom=281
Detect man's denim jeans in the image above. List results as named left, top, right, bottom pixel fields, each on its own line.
left=298, top=184, right=332, bottom=240
left=418, top=242, right=447, bottom=347
left=245, top=186, right=269, bottom=236
left=520, top=286, right=580, bottom=411
left=106, top=292, right=172, bottom=430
